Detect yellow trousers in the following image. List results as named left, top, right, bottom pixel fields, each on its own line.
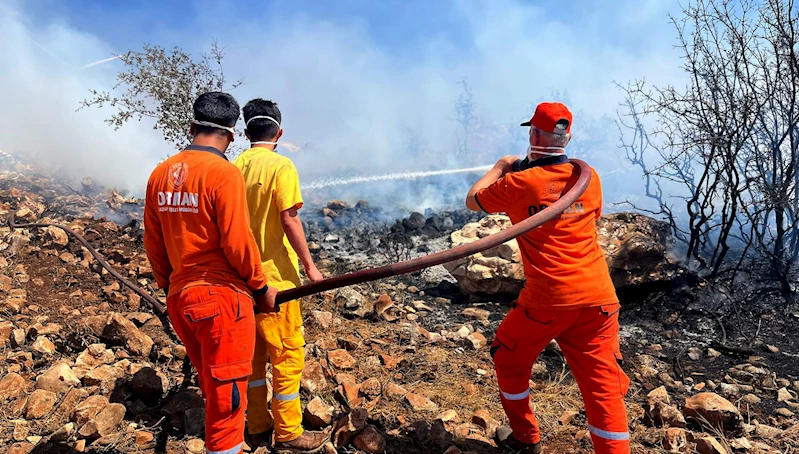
left=247, top=299, right=305, bottom=442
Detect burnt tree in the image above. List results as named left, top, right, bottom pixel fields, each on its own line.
left=618, top=0, right=799, bottom=295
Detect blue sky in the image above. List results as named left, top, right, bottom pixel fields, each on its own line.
left=1, top=0, right=686, bottom=197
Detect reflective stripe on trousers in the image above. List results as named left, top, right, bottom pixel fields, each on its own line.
left=207, top=442, right=244, bottom=454
left=248, top=379, right=267, bottom=389
left=501, top=388, right=530, bottom=401
left=588, top=424, right=629, bottom=441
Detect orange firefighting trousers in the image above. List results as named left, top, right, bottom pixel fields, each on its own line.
left=491, top=303, right=630, bottom=454
left=168, top=284, right=256, bottom=454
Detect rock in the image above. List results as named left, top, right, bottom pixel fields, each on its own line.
left=50, top=423, right=74, bottom=442
left=462, top=307, right=490, bottom=320
left=374, top=293, right=394, bottom=317
left=82, top=315, right=110, bottom=337
left=135, top=431, right=155, bottom=446
left=0, top=373, right=27, bottom=401
left=465, top=332, right=487, bottom=350
left=443, top=216, right=524, bottom=294
left=161, top=390, right=204, bottom=431
left=10, top=328, right=25, bottom=347
left=353, top=425, right=386, bottom=454
left=102, top=313, right=154, bottom=357
left=43, top=226, right=68, bottom=246
left=456, top=325, right=471, bottom=338
left=646, top=401, right=686, bottom=428
left=335, top=287, right=365, bottom=310
left=332, top=408, right=368, bottom=447
left=777, top=387, right=794, bottom=402
left=472, top=409, right=499, bottom=438
left=742, top=393, right=761, bottom=404
left=327, top=200, right=349, bottom=210
left=663, top=427, right=687, bottom=452
left=361, top=378, right=382, bottom=399
left=301, top=360, right=329, bottom=393
left=43, top=387, right=86, bottom=432
left=403, top=212, right=426, bottom=231
left=328, top=349, right=356, bottom=370
left=7, top=442, right=33, bottom=454
left=312, top=310, right=334, bottom=329
left=384, top=382, right=407, bottom=399
left=25, top=389, right=57, bottom=419
left=437, top=409, right=460, bottom=423
left=82, top=365, right=124, bottom=388
left=338, top=335, right=360, bottom=351
left=73, top=395, right=110, bottom=426
left=130, top=367, right=164, bottom=401
left=730, top=437, right=753, bottom=451
left=683, top=392, right=742, bottom=432
left=13, top=420, right=29, bottom=442
left=496, top=425, right=513, bottom=442
left=719, top=383, right=739, bottom=397
left=36, top=363, right=80, bottom=393
left=428, top=419, right=454, bottom=446
left=186, top=439, right=205, bottom=453
left=78, top=403, right=126, bottom=438
left=31, top=336, right=56, bottom=355
left=445, top=213, right=679, bottom=294
left=184, top=407, right=206, bottom=436
left=337, top=379, right=361, bottom=407
left=558, top=409, right=579, bottom=426
left=304, top=397, right=335, bottom=428
left=754, top=423, right=783, bottom=439
left=695, top=436, right=727, bottom=454
left=405, top=392, right=438, bottom=412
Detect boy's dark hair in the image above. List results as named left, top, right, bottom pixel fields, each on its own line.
left=193, top=92, right=240, bottom=137
left=243, top=98, right=282, bottom=141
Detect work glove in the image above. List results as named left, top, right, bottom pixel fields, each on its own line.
left=254, top=286, right=280, bottom=313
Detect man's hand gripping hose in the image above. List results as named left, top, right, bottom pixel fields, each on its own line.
left=8, top=159, right=590, bottom=311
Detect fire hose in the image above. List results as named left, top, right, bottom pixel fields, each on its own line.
left=8, top=159, right=590, bottom=313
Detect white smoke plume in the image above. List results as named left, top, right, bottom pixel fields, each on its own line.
left=0, top=0, right=686, bottom=210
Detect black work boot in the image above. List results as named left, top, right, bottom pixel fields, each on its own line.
left=247, top=429, right=273, bottom=453
left=503, top=436, right=543, bottom=454
left=273, top=430, right=331, bottom=453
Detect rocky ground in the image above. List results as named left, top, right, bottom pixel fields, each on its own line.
left=0, top=155, right=798, bottom=454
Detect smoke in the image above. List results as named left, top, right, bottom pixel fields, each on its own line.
left=0, top=0, right=686, bottom=212
left=0, top=3, right=168, bottom=191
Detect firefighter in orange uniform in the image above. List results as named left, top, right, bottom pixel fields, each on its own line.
left=144, top=92, right=278, bottom=454
left=466, top=102, right=630, bottom=454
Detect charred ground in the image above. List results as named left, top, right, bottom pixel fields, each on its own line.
left=0, top=158, right=797, bottom=454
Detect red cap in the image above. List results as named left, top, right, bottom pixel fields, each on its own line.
left=521, top=102, right=572, bottom=135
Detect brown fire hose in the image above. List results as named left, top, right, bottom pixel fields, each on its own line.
left=8, top=159, right=590, bottom=311
left=276, top=159, right=591, bottom=304
left=8, top=213, right=168, bottom=315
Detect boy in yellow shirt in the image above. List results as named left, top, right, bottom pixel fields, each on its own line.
left=233, top=99, right=328, bottom=453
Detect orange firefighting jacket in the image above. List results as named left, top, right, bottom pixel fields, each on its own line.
left=475, top=155, right=618, bottom=309
left=144, top=145, right=267, bottom=296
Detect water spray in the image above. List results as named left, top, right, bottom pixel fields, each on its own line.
left=303, top=165, right=493, bottom=190
left=8, top=159, right=590, bottom=311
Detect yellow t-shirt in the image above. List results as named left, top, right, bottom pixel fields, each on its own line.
left=233, top=147, right=303, bottom=292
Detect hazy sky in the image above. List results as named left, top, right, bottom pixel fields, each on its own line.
left=0, top=0, right=686, bottom=197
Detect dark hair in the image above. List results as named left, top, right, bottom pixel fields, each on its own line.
left=243, top=98, right=282, bottom=141
left=193, top=92, right=240, bottom=137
